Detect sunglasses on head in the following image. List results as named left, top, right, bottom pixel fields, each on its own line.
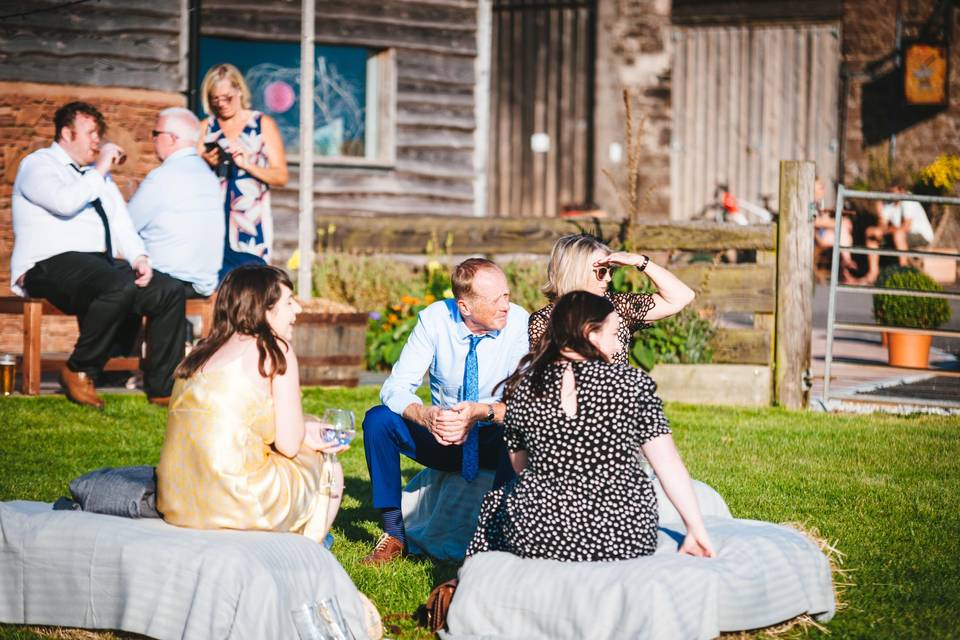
left=593, top=266, right=615, bottom=280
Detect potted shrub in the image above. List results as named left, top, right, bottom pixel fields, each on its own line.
left=873, top=267, right=952, bottom=368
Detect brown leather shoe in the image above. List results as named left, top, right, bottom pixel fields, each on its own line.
left=147, top=396, right=170, bottom=407
left=59, top=367, right=104, bottom=409
left=361, top=533, right=407, bottom=565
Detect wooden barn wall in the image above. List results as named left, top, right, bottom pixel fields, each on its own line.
left=0, top=0, right=185, bottom=92
left=201, top=0, right=480, bottom=261
left=670, top=23, right=841, bottom=220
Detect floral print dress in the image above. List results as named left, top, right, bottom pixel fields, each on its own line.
left=205, top=112, right=272, bottom=278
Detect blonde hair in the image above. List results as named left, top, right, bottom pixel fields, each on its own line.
left=200, top=64, right=251, bottom=117
left=542, top=234, right=610, bottom=301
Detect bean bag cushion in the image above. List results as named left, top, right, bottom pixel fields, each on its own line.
left=401, top=468, right=731, bottom=561
left=0, top=501, right=379, bottom=639
left=443, top=517, right=835, bottom=639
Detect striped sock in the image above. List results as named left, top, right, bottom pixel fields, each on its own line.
left=381, top=507, right=406, bottom=543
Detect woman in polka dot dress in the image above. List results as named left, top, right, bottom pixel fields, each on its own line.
left=528, top=234, right=695, bottom=362
left=466, top=291, right=714, bottom=562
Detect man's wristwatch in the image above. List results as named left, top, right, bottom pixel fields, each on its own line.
left=484, top=403, right=496, bottom=423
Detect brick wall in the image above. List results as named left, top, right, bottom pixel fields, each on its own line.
left=595, top=0, right=673, bottom=220
left=840, top=0, right=960, bottom=182
left=0, top=81, right=183, bottom=355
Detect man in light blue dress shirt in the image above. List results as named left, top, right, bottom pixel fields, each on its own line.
left=128, top=108, right=224, bottom=298
left=362, top=259, right=530, bottom=564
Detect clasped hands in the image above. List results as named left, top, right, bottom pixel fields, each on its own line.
left=423, top=402, right=486, bottom=446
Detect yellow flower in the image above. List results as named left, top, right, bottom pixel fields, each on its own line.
left=327, top=223, right=337, bottom=235
left=388, top=313, right=399, bottom=323
left=424, top=294, right=436, bottom=304
left=443, top=288, right=454, bottom=299
left=286, top=249, right=300, bottom=271
left=400, top=294, right=418, bottom=305
left=427, top=260, right=441, bottom=273
left=391, top=304, right=402, bottom=312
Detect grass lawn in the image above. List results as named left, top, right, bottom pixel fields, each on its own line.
left=0, top=388, right=958, bottom=639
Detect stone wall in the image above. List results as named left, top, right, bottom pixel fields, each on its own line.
left=841, top=0, right=960, bottom=183
left=595, top=0, right=673, bottom=220
left=0, top=81, right=183, bottom=354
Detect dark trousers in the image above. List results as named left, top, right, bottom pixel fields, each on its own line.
left=362, top=404, right=515, bottom=511
left=23, top=252, right=186, bottom=397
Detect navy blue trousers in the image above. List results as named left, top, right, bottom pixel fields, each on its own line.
left=362, top=404, right=515, bottom=510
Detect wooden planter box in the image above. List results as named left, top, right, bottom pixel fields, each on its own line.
left=291, top=312, right=368, bottom=387
left=649, top=363, right=771, bottom=407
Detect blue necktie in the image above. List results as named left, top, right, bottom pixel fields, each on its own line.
left=461, top=335, right=483, bottom=482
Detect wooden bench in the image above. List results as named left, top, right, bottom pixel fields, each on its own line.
left=0, top=296, right=215, bottom=395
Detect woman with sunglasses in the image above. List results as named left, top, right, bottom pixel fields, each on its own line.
left=529, top=234, right=695, bottom=363
left=197, top=64, right=289, bottom=282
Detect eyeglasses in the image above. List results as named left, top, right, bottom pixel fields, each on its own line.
left=151, top=130, right=177, bottom=139
left=593, top=266, right=615, bottom=280
left=210, top=92, right=238, bottom=105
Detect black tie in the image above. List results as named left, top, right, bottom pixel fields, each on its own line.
left=69, top=164, right=114, bottom=264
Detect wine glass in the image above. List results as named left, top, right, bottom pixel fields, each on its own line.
left=436, top=385, right=463, bottom=410
left=324, top=408, right=356, bottom=447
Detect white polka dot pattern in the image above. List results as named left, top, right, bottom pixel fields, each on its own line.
left=467, top=359, right=671, bottom=562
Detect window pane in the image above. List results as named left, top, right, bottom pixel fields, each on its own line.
left=198, top=37, right=369, bottom=158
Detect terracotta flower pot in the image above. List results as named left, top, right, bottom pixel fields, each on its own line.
left=887, top=332, right=932, bottom=369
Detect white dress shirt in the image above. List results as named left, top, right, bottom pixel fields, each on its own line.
left=10, top=142, right=147, bottom=296
left=380, top=298, right=531, bottom=415
left=128, top=148, right=225, bottom=296
left=881, top=199, right=935, bottom=244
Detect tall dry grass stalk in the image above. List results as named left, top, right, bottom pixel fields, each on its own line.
left=602, top=89, right=651, bottom=223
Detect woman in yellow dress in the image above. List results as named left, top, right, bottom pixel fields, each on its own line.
left=157, top=265, right=345, bottom=543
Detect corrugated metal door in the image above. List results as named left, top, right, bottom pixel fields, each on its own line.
left=671, top=24, right=841, bottom=220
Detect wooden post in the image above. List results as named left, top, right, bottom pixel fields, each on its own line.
left=774, top=161, right=815, bottom=409
left=22, top=300, right=42, bottom=395
left=297, top=0, right=315, bottom=300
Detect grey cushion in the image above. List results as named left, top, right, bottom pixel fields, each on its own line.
left=443, top=517, right=835, bottom=640
left=68, top=465, right=160, bottom=518
left=0, top=501, right=375, bottom=639
left=402, top=468, right=731, bottom=561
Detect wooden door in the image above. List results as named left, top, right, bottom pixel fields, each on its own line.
left=671, top=23, right=841, bottom=219
left=488, top=0, right=596, bottom=218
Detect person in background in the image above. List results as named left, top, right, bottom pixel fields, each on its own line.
left=157, top=265, right=346, bottom=544
left=198, top=63, right=289, bottom=281
left=812, top=177, right=858, bottom=283
left=529, top=234, right=695, bottom=362
left=128, top=107, right=224, bottom=299
left=10, top=101, right=185, bottom=408
left=861, top=181, right=935, bottom=284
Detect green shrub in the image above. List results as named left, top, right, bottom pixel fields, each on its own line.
left=312, top=253, right=418, bottom=312
left=873, top=267, right=951, bottom=329
left=609, top=262, right=716, bottom=370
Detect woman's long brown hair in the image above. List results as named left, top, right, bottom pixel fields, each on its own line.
left=500, top=291, right=614, bottom=402
left=174, top=265, right=294, bottom=380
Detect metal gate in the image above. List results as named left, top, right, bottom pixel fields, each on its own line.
left=671, top=23, right=841, bottom=220
left=488, top=0, right=596, bottom=218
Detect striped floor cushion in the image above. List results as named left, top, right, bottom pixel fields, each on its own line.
left=0, top=500, right=378, bottom=639
left=443, top=517, right=835, bottom=639
left=402, top=468, right=731, bottom=561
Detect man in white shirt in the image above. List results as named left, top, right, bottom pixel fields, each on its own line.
left=361, top=258, right=530, bottom=564
left=128, top=108, right=224, bottom=299
left=11, top=102, right=186, bottom=408
left=862, top=184, right=936, bottom=283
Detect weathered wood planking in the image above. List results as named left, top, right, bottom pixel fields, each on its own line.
left=671, top=23, right=841, bottom=221
left=672, top=264, right=774, bottom=313
left=201, top=1, right=481, bottom=252
left=0, top=0, right=183, bottom=91
left=308, top=214, right=775, bottom=253
left=710, top=328, right=771, bottom=364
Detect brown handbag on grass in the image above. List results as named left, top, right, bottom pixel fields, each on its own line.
left=425, top=578, right=459, bottom=632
